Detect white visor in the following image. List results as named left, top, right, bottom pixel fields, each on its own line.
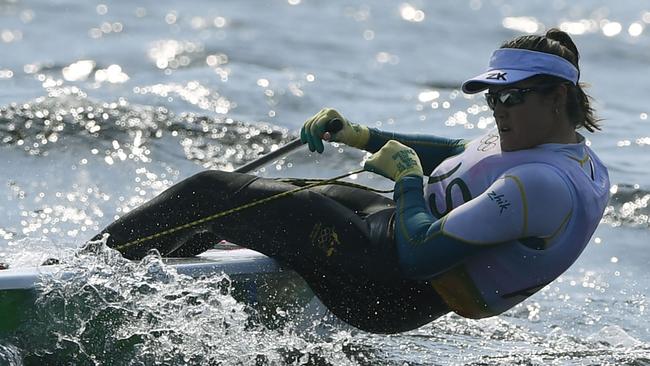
left=461, top=48, right=579, bottom=94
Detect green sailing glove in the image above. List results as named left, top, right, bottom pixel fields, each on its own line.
left=364, top=140, right=423, bottom=182
left=300, top=108, right=370, bottom=153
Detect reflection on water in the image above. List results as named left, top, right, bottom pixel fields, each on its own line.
left=0, top=86, right=290, bottom=169
left=605, top=184, right=650, bottom=227
left=1, top=0, right=650, bottom=364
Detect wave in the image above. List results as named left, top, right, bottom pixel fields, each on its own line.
left=603, top=184, right=650, bottom=229
left=0, top=87, right=293, bottom=170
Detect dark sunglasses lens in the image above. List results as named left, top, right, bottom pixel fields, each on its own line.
left=485, top=94, right=497, bottom=109
left=486, top=89, right=526, bottom=109
left=500, top=90, right=523, bottom=106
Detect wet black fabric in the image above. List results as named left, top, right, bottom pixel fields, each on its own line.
left=94, top=170, right=449, bottom=333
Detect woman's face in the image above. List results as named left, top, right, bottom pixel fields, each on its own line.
left=489, top=80, right=562, bottom=152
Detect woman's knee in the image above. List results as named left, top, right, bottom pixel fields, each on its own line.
left=184, top=170, right=231, bottom=188
left=181, top=170, right=258, bottom=197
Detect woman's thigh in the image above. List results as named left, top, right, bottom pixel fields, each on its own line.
left=96, top=170, right=449, bottom=332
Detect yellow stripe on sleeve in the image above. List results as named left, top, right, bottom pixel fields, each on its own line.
left=504, top=175, right=528, bottom=237
left=543, top=209, right=573, bottom=248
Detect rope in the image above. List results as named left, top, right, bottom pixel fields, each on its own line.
left=276, top=177, right=394, bottom=194
left=114, top=168, right=368, bottom=252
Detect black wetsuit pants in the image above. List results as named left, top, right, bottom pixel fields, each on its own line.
left=93, top=170, right=450, bottom=333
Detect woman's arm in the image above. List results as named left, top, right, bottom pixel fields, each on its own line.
left=300, top=109, right=465, bottom=174
left=365, top=129, right=466, bottom=175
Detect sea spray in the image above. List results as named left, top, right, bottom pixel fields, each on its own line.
left=3, top=239, right=363, bottom=365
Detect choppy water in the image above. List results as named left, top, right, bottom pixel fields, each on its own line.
left=1, top=0, right=649, bottom=364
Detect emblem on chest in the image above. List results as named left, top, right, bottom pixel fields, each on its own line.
left=427, top=162, right=473, bottom=218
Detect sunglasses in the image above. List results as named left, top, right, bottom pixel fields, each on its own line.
left=485, top=85, right=557, bottom=110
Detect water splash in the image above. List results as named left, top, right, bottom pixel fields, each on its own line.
left=0, top=343, right=21, bottom=366
left=1, top=240, right=367, bottom=365
left=0, top=236, right=72, bottom=269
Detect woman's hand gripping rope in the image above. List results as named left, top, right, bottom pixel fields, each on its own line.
left=363, top=140, right=424, bottom=182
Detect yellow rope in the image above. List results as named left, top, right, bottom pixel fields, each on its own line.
left=114, top=169, right=367, bottom=252
left=276, top=177, right=394, bottom=194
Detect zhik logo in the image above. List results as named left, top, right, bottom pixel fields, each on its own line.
left=487, top=191, right=510, bottom=214
left=486, top=72, right=507, bottom=81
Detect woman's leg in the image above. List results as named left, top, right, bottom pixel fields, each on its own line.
left=94, top=171, right=386, bottom=275
left=92, top=171, right=259, bottom=259
left=94, top=170, right=449, bottom=333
